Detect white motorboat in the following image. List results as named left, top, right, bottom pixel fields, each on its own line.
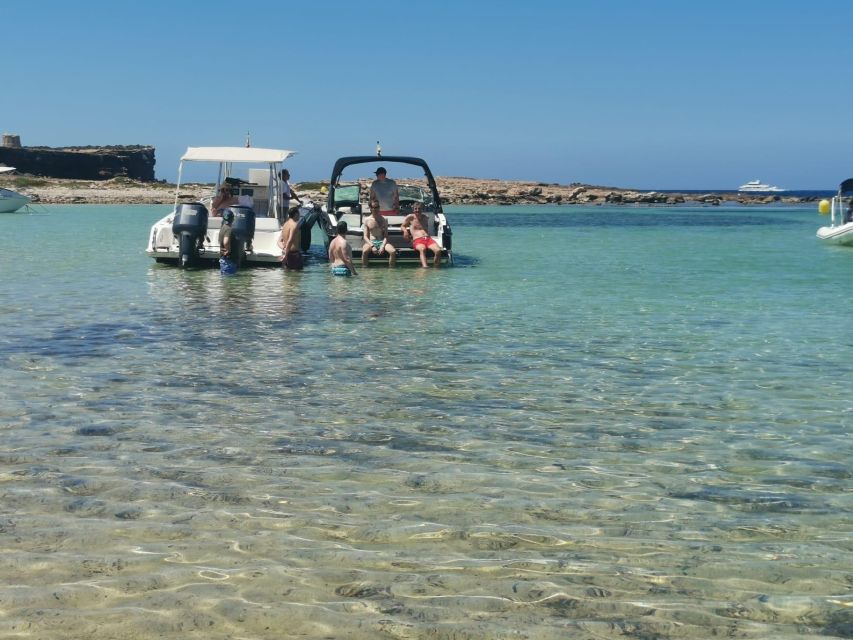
left=318, top=155, right=453, bottom=265
left=738, top=179, right=786, bottom=193
left=817, top=178, right=853, bottom=246
left=0, top=167, right=30, bottom=212
left=145, top=146, right=313, bottom=267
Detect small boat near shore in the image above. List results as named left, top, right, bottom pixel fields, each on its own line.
left=738, top=179, right=786, bottom=193
left=317, top=155, right=453, bottom=265
left=817, top=178, right=853, bottom=246
left=0, top=167, right=31, bottom=212
left=145, top=146, right=314, bottom=267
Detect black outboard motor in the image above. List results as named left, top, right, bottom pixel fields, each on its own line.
left=442, top=224, right=453, bottom=252
left=227, top=206, right=255, bottom=263
left=299, top=204, right=322, bottom=253
left=172, top=203, right=209, bottom=268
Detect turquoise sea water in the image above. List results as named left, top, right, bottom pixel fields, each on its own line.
left=1, top=204, right=851, bottom=639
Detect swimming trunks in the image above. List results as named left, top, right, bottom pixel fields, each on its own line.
left=331, top=265, right=351, bottom=276
left=371, top=239, right=384, bottom=251
left=219, top=257, right=238, bottom=275
left=412, top=236, right=436, bottom=251
left=283, top=250, right=303, bottom=270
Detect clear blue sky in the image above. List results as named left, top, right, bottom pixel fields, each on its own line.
left=5, top=0, right=851, bottom=189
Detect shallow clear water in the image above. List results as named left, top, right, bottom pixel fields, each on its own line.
left=1, top=204, right=851, bottom=639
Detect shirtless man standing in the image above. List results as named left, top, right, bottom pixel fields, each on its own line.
left=400, top=202, right=441, bottom=268
left=361, top=203, right=397, bottom=267
left=278, top=207, right=303, bottom=270
left=329, top=221, right=358, bottom=276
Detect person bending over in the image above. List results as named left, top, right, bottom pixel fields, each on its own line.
left=211, top=185, right=239, bottom=217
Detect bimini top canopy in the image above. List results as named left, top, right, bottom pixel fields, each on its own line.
left=838, top=178, right=853, bottom=195
left=327, top=155, right=443, bottom=212
left=181, top=147, right=296, bottom=164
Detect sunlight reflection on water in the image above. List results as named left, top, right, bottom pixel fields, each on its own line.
left=0, top=204, right=850, bottom=638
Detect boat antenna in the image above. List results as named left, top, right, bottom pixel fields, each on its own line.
left=376, top=140, right=382, bottom=158
left=245, top=131, right=251, bottom=148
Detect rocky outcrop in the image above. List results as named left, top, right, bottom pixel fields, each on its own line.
left=0, top=145, right=155, bottom=181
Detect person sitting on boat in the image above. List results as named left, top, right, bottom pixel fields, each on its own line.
left=211, top=185, right=239, bottom=217
left=361, top=203, right=397, bottom=267
left=329, top=221, right=358, bottom=276
left=218, top=210, right=238, bottom=275
left=401, top=202, right=441, bottom=268
left=278, top=206, right=303, bottom=271
left=368, top=166, right=399, bottom=216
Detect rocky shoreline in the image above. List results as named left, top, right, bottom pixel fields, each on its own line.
left=0, top=174, right=821, bottom=207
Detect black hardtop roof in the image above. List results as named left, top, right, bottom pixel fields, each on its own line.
left=330, top=155, right=435, bottom=178
left=327, top=155, right=443, bottom=212
left=840, top=178, right=853, bottom=194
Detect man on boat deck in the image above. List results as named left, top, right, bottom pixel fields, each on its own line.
left=329, top=221, right=358, bottom=276
left=278, top=169, right=302, bottom=224
left=401, top=202, right=441, bottom=268
left=361, top=203, right=397, bottom=267
left=218, top=210, right=238, bottom=275
left=368, top=166, right=399, bottom=216
left=278, top=207, right=303, bottom=270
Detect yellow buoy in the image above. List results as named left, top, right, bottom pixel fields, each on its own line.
left=818, top=199, right=830, bottom=215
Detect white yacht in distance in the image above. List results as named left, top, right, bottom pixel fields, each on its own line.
left=738, top=179, right=786, bottom=193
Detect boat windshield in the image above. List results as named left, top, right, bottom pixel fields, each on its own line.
left=399, top=185, right=434, bottom=211
left=334, top=184, right=360, bottom=207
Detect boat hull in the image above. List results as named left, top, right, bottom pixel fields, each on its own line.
left=817, top=222, right=853, bottom=246
left=147, top=210, right=289, bottom=266
left=0, top=192, right=29, bottom=213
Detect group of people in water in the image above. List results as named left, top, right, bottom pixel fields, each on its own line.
left=216, top=166, right=443, bottom=275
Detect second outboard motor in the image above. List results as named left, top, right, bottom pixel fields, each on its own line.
left=227, top=205, right=255, bottom=262
left=442, top=223, right=453, bottom=252
left=299, top=204, right=321, bottom=253
left=172, top=203, right=208, bottom=268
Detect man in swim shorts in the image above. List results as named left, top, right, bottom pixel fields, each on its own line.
left=278, top=207, right=303, bottom=270
left=368, top=166, right=399, bottom=216
left=218, top=209, right=238, bottom=275
left=400, top=202, right=442, bottom=268
left=329, top=221, right=358, bottom=276
left=361, top=203, right=397, bottom=267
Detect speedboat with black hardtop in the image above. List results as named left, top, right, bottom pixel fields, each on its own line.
left=146, top=146, right=314, bottom=267
left=318, top=155, right=453, bottom=264
left=817, top=178, right=853, bottom=246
